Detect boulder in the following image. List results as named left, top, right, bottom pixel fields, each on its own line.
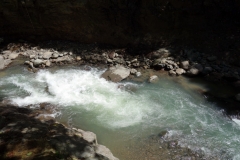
left=130, top=68, right=137, bottom=75
left=42, top=51, right=53, bottom=59
left=8, top=52, right=19, bottom=60
left=149, top=75, right=158, bottom=83
left=45, top=60, right=51, bottom=67
left=95, top=145, right=119, bottom=160
left=108, top=52, right=116, bottom=59
left=136, top=72, right=142, bottom=77
left=0, top=55, right=4, bottom=69
left=33, top=59, right=44, bottom=67
left=102, top=66, right=130, bottom=82
left=187, top=64, right=203, bottom=76
left=169, top=70, right=176, bottom=76
left=76, top=56, right=81, bottom=61
left=52, top=53, right=59, bottom=59
left=180, top=61, right=190, bottom=70
left=176, top=68, right=186, bottom=75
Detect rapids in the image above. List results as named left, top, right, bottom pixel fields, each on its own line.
left=1, top=65, right=240, bottom=159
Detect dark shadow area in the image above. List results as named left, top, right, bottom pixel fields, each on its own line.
left=0, top=104, right=94, bottom=160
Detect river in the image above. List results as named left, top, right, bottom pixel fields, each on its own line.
left=0, top=62, right=240, bottom=160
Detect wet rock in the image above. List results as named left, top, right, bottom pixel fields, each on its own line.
left=176, top=68, right=186, bottom=75
left=0, top=55, right=4, bottom=69
left=102, top=66, right=130, bottom=82
left=42, top=51, right=53, bottom=59
left=180, top=61, right=190, bottom=70
left=95, top=145, right=119, bottom=160
left=149, top=75, right=158, bottom=83
left=8, top=52, right=19, bottom=60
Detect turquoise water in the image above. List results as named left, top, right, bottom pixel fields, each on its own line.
left=0, top=65, right=240, bottom=159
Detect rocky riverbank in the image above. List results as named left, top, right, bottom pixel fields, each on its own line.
left=0, top=103, right=119, bottom=160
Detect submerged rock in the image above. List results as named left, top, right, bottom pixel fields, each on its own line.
left=102, top=65, right=130, bottom=82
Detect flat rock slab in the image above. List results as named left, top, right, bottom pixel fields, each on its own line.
left=102, top=66, right=130, bottom=82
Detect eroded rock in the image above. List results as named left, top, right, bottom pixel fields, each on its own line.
left=102, top=66, right=130, bottom=82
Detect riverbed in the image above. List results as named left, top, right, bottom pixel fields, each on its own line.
left=0, top=61, right=240, bottom=160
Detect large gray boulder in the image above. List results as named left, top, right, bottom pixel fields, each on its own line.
left=102, top=66, right=130, bottom=82
left=0, top=55, right=4, bottom=69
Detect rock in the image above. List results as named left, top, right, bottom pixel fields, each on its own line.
left=0, top=37, right=3, bottom=44
left=131, top=58, right=138, bottom=63
left=149, top=48, right=171, bottom=59
left=0, top=55, right=4, bottom=69
left=33, top=59, right=44, bottom=67
left=29, top=54, right=36, bottom=59
left=53, top=56, right=73, bottom=63
left=149, top=75, right=158, bottom=83
left=136, top=72, right=141, bottom=77
left=52, top=53, right=59, bottom=58
left=176, top=68, right=186, bottom=75
left=235, top=93, right=240, bottom=101
left=4, top=59, right=12, bottom=66
left=45, top=60, right=51, bottom=67
left=108, top=52, right=116, bottom=59
left=169, top=70, right=176, bottom=76
left=130, top=68, right=137, bottom=74
left=76, top=56, right=81, bottom=61
left=8, top=52, right=19, bottom=60
left=77, top=129, right=97, bottom=144
left=42, top=51, right=53, bottom=59
left=202, top=66, right=213, bottom=75
left=102, top=66, right=130, bottom=82
left=59, top=54, right=64, bottom=57
left=180, top=61, right=190, bottom=70
left=107, top=58, right=113, bottom=63
left=95, top=145, right=119, bottom=160
left=187, top=64, right=203, bottom=76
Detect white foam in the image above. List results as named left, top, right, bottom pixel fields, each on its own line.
left=5, top=68, right=153, bottom=128
left=232, top=118, right=240, bottom=126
